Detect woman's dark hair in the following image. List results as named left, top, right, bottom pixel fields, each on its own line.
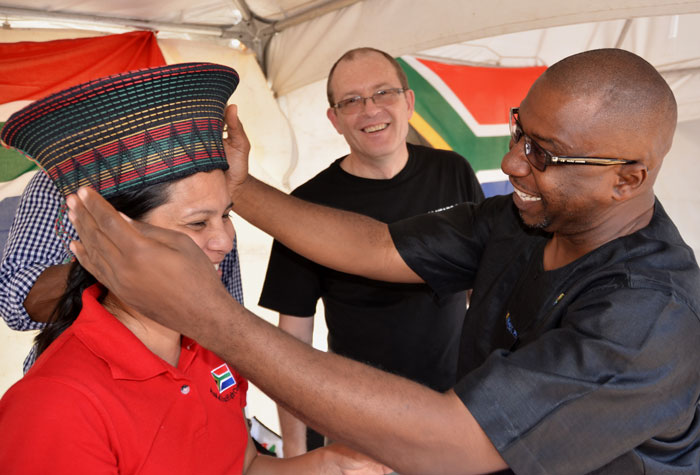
left=34, top=181, right=173, bottom=357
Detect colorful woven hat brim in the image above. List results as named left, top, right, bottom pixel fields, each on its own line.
left=1, top=62, right=239, bottom=198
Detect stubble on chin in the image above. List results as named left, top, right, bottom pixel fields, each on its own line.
left=518, top=210, right=551, bottom=230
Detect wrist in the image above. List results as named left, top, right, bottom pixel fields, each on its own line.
left=315, top=446, right=337, bottom=471
left=229, top=173, right=253, bottom=207
left=282, top=439, right=307, bottom=458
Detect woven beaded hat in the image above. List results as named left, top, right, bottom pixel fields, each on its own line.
left=1, top=62, right=238, bottom=198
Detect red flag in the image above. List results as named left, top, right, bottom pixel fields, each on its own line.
left=0, top=31, right=166, bottom=104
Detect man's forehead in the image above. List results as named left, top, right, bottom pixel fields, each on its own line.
left=334, top=52, right=395, bottom=79
left=518, top=87, right=583, bottom=147
left=520, top=80, right=585, bottom=118
left=337, top=50, right=388, bottom=67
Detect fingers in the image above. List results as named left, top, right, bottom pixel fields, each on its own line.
left=70, top=187, right=138, bottom=243
left=225, top=103, right=237, bottom=125
left=68, top=187, right=139, bottom=248
left=133, top=217, right=204, bottom=256
left=223, top=104, right=251, bottom=201
left=66, top=188, right=126, bottom=286
left=224, top=104, right=251, bottom=154
left=224, top=103, right=239, bottom=135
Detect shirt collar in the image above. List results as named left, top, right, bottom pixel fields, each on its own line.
left=73, top=284, right=202, bottom=381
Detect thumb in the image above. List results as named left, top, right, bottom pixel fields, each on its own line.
left=224, top=104, right=250, bottom=154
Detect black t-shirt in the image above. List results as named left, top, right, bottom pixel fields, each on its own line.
left=390, top=194, right=700, bottom=474
left=259, top=144, right=484, bottom=391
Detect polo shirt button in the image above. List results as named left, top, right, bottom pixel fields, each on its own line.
left=180, top=385, right=191, bottom=395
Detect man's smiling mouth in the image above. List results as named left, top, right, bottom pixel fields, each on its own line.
left=514, top=187, right=541, bottom=202
left=362, top=123, right=388, bottom=133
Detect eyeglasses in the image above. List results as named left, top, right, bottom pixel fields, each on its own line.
left=332, top=88, right=407, bottom=115
left=509, top=107, right=637, bottom=172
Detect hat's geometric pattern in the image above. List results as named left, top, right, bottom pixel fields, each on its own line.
left=1, top=63, right=238, bottom=198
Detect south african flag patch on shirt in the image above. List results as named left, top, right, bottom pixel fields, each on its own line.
left=211, top=363, right=237, bottom=394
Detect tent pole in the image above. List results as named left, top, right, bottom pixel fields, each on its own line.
left=0, top=6, right=226, bottom=36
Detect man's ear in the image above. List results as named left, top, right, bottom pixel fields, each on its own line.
left=326, top=107, right=343, bottom=135
left=612, top=163, right=648, bottom=200
left=404, top=89, right=415, bottom=120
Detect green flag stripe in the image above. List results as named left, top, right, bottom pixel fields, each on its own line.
left=0, top=122, right=39, bottom=183
left=398, top=58, right=509, bottom=172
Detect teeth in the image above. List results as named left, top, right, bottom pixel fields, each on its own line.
left=514, top=188, right=541, bottom=202
left=363, top=123, right=388, bottom=133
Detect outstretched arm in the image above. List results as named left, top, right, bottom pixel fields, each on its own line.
left=277, top=314, right=315, bottom=457
left=66, top=188, right=507, bottom=474
left=222, top=105, right=421, bottom=284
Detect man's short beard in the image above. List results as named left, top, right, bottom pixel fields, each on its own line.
left=519, top=210, right=551, bottom=230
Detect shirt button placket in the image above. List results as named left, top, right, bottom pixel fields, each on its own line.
left=180, top=384, right=191, bottom=395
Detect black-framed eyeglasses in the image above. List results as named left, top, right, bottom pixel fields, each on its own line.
left=332, top=88, right=407, bottom=115
left=509, top=107, right=637, bottom=172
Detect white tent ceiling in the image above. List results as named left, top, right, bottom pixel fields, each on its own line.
left=2, top=1, right=700, bottom=116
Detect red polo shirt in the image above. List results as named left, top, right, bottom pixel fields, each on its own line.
left=0, top=284, right=248, bottom=474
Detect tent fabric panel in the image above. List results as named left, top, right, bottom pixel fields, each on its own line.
left=418, top=14, right=700, bottom=123
left=0, top=0, right=246, bottom=26
left=266, top=0, right=700, bottom=96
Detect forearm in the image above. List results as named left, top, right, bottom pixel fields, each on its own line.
left=278, top=406, right=308, bottom=457
left=23, top=264, right=71, bottom=323
left=202, top=298, right=506, bottom=475
left=276, top=314, right=314, bottom=456
left=232, top=176, right=420, bottom=283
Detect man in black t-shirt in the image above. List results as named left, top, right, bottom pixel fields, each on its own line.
left=259, top=47, right=483, bottom=456
left=68, top=49, right=700, bottom=474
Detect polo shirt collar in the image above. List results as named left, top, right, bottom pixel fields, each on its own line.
left=73, top=284, right=201, bottom=381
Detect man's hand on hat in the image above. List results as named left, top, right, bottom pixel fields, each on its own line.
left=223, top=104, right=251, bottom=202
left=66, top=187, right=232, bottom=340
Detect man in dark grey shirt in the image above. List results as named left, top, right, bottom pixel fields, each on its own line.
left=66, top=49, right=700, bottom=474
left=390, top=192, right=698, bottom=473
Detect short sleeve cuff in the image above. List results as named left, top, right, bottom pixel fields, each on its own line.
left=0, top=263, right=50, bottom=331
left=455, top=362, right=551, bottom=475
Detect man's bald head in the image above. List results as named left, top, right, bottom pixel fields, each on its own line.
left=534, top=48, right=677, bottom=172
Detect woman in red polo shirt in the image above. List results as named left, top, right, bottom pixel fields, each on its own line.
left=0, top=63, right=389, bottom=474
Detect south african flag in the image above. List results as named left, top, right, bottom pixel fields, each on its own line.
left=211, top=363, right=237, bottom=394
left=399, top=55, right=546, bottom=197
